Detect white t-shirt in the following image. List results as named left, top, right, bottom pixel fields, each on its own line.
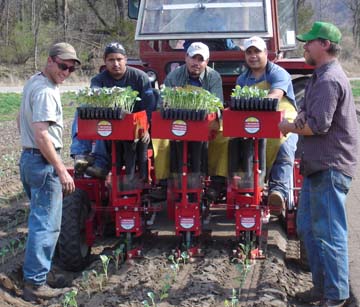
left=20, top=72, right=63, bottom=149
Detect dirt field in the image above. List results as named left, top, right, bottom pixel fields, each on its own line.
left=0, top=118, right=358, bottom=307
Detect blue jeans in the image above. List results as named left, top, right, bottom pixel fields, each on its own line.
left=269, top=133, right=298, bottom=207
left=70, top=112, right=93, bottom=157
left=297, top=169, right=352, bottom=300
left=20, top=150, right=63, bottom=285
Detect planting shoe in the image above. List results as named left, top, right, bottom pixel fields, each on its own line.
left=23, top=282, right=73, bottom=302
left=268, top=190, right=285, bottom=216
left=85, top=166, right=108, bottom=180
left=319, top=299, right=347, bottom=307
left=296, top=286, right=323, bottom=303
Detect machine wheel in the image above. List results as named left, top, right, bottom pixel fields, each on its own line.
left=55, top=189, right=91, bottom=272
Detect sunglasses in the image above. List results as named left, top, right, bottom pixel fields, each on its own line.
left=54, top=59, right=76, bottom=73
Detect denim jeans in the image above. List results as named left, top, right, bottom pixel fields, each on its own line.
left=93, top=140, right=148, bottom=180
left=268, top=133, right=298, bottom=207
left=19, top=150, right=63, bottom=285
left=297, top=169, right=352, bottom=300
left=70, top=112, right=93, bottom=157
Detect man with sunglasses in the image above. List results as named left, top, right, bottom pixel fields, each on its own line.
left=83, top=42, right=156, bottom=184
left=18, top=42, right=80, bottom=302
left=279, top=22, right=359, bottom=307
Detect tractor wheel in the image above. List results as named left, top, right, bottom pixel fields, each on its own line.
left=55, top=189, right=91, bottom=272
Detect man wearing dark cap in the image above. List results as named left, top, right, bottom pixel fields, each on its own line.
left=84, top=42, right=155, bottom=182
left=18, top=42, right=80, bottom=301
left=279, top=21, right=359, bottom=307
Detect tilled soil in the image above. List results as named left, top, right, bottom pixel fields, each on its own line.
left=0, top=118, right=358, bottom=307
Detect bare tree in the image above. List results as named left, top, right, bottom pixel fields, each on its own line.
left=343, top=0, right=360, bottom=48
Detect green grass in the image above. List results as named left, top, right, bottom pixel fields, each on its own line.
left=0, top=91, right=78, bottom=122
left=350, top=80, right=360, bottom=101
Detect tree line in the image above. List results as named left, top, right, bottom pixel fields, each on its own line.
left=0, top=0, right=358, bottom=78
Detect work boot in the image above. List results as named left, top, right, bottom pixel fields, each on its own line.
left=268, top=190, right=285, bottom=215
left=319, top=299, right=347, bottom=307
left=85, top=166, right=108, bottom=180
left=296, top=286, right=323, bottom=303
left=23, top=282, right=73, bottom=302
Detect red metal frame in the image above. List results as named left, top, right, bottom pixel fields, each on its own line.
left=223, top=109, right=283, bottom=257
left=75, top=111, right=161, bottom=257
left=152, top=111, right=219, bottom=244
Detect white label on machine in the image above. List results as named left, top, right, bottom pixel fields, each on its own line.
left=172, top=120, right=187, bottom=136
left=121, top=218, right=135, bottom=230
left=180, top=217, right=194, bottom=229
left=97, top=120, right=112, bottom=137
left=241, top=216, right=256, bottom=228
left=244, top=117, right=260, bottom=134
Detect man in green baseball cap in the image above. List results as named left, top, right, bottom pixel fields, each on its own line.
left=296, top=21, right=341, bottom=44
left=279, top=21, right=359, bottom=307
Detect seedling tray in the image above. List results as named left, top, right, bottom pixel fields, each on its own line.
left=223, top=109, right=284, bottom=138
left=151, top=111, right=218, bottom=141
left=78, top=110, right=148, bottom=140
left=229, top=97, right=279, bottom=111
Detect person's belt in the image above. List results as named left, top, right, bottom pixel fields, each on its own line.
left=23, top=147, right=61, bottom=154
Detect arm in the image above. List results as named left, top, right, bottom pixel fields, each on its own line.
left=33, top=121, right=75, bottom=195
left=279, top=118, right=314, bottom=136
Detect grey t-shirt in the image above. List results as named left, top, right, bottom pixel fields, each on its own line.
left=20, top=72, right=63, bottom=149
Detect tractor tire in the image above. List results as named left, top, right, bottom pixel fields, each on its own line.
left=55, top=189, right=91, bottom=272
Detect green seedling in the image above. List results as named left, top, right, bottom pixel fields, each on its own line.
left=8, top=239, right=19, bottom=256
left=91, top=269, right=104, bottom=291
left=232, top=242, right=253, bottom=295
left=18, top=237, right=26, bottom=251
left=224, top=288, right=239, bottom=307
left=145, top=291, right=157, bottom=307
left=81, top=271, right=91, bottom=298
left=159, top=274, right=171, bottom=301
left=0, top=247, right=9, bottom=264
left=112, top=245, right=125, bottom=270
left=62, top=288, right=78, bottom=307
left=100, top=254, right=110, bottom=281
left=168, top=254, right=181, bottom=279
left=180, top=251, right=189, bottom=265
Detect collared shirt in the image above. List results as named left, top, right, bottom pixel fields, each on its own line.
left=300, top=60, right=359, bottom=177
left=164, top=64, right=224, bottom=102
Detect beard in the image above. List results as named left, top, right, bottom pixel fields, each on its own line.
left=304, top=51, right=316, bottom=66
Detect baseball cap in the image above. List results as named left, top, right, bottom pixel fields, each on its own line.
left=296, top=21, right=342, bottom=43
left=241, top=36, right=267, bottom=51
left=104, top=42, right=127, bottom=57
left=49, top=42, right=81, bottom=65
left=187, top=42, right=210, bottom=60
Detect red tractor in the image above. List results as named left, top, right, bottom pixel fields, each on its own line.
left=55, top=0, right=312, bottom=271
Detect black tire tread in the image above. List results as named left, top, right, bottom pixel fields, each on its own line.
left=56, top=189, right=91, bottom=272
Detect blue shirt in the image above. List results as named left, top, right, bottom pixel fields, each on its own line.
left=236, top=61, right=296, bottom=108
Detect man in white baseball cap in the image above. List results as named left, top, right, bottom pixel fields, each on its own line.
left=230, top=36, right=298, bottom=216
left=241, top=36, right=267, bottom=52
left=151, top=42, right=223, bottom=200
